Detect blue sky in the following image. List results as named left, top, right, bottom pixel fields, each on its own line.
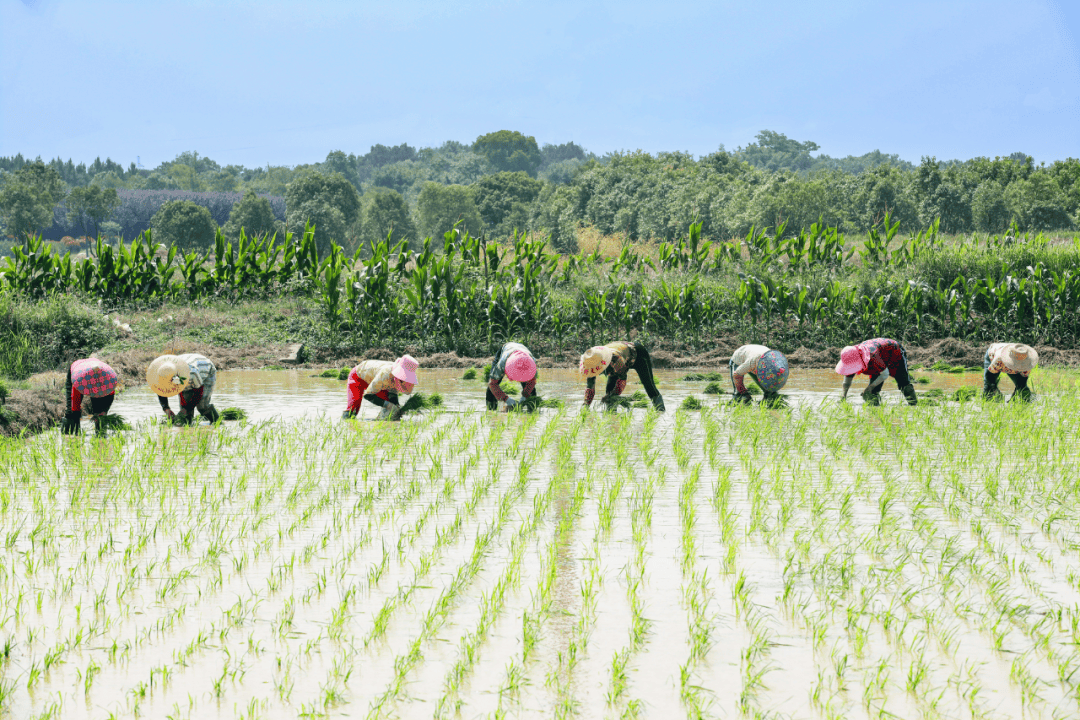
left=1, top=0, right=1078, bottom=168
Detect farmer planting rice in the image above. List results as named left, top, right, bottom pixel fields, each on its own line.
left=580, top=341, right=665, bottom=411
left=342, top=354, right=419, bottom=420
left=148, top=353, right=220, bottom=423
left=61, top=358, right=118, bottom=434
left=983, top=342, right=1038, bottom=402
left=836, top=337, right=918, bottom=405
left=729, top=344, right=789, bottom=404
left=486, top=342, right=538, bottom=412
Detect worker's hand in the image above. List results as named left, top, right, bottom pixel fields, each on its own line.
left=163, top=408, right=175, bottom=419
left=504, top=397, right=519, bottom=412
left=61, top=410, right=82, bottom=435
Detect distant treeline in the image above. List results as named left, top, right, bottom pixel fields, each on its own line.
left=1, top=130, right=1077, bottom=253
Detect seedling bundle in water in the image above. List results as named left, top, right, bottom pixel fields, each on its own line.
left=398, top=392, right=443, bottom=415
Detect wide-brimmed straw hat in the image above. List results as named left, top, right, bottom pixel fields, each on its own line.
left=755, top=350, right=789, bottom=393
left=835, top=345, right=867, bottom=375
left=391, top=354, right=419, bottom=385
left=997, top=343, right=1038, bottom=373
left=147, top=354, right=187, bottom=397
left=505, top=351, right=537, bottom=382
left=579, top=346, right=613, bottom=377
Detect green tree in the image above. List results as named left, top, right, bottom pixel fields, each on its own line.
left=323, top=151, right=359, bottom=189
left=66, top=185, right=121, bottom=238
left=971, top=181, right=1010, bottom=232
left=360, top=188, right=416, bottom=249
left=473, top=130, right=542, bottom=176
left=736, top=130, right=820, bottom=173
left=222, top=190, right=282, bottom=240
left=1004, top=175, right=1073, bottom=231
left=285, top=171, right=361, bottom=253
left=0, top=161, right=66, bottom=240
left=416, top=182, right=482, bottom=239
left=473, top=171, right=543, bottom=238
left=151, top=200, right=217, bottom=251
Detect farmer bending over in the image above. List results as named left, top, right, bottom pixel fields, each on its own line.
left=61, top=358, right=118, bottom=435
left=580, top=341, right=665, bottom=411
left=836, top=338, right=917, bottom=406
left=984, top=343, right=1038, bottom=402
left=149, top=353, right=220, bottom=423
left=342, top=355, right=419, bottom=420
left=487, top=342, right=538, bottom=412
left=730, top=344, right=790, bottom=404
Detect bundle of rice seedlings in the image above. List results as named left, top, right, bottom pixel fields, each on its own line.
left=462, top=368, right=478, bottom=380
left=221, top=407, right=247, bottom=421
left=680, top=396, right=703, bottom=410
left=604, top=394, right=648, bottom=410
left=760, top=394, right=790, bottom=410
left=95, top=414, right=131, bottom=434
left=519, top=396, right=563, bottom=412
left=397, top=392, right=444, bottom=416
left=499, top=381, right=519, bottom=396
left=682, top=372, right=723, bottom=381
left=318, top=369, right=340, bottom=378
left=702, top=382, right=723, bottom=394
left=338, top=368, right=350, bottom=380
left=951, top=387, right=977, bottom=402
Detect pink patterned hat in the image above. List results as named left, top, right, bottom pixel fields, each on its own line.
left=505, top=351, right=537, bottom=382
left=71, top=359, right=118, bottom=397
left=835, top=345, right=867, bottom=375
left=391, top=354, right=419, bottom=385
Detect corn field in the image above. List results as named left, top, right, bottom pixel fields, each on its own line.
left=3, top=217, right=1080, bottom=354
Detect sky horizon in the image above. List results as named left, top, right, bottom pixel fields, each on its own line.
left=2, top=0, right=1078, bottom=170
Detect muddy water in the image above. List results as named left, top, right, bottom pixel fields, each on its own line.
left=112, top=366, right=986, bottom=425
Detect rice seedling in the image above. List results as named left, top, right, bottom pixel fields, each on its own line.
left=461, top=368, right=477, bottom=379
left=220, top=407, right=247, bottom=421
left=680, top=395, right=703, bottom=410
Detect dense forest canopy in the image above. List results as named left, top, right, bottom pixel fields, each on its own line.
left=1, top=130, right=1076, bottom=254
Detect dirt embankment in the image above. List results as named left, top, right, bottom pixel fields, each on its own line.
left=5, top=337, right=1080, bottom=438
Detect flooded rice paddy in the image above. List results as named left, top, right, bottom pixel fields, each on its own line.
left=2, top=367, right=1079, bottom=719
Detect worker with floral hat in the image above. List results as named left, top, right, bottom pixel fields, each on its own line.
left=61, top=358, right=119, bottom=435
left=729, top=344, right=790, bottom=404
left=342, top=354, right=419, bottom=420
left=579, top=341, right=665, bottom=411
left=836, top=338, right=917, bottom=406
left=486, top=342, right=538, bottom=411
left=984, top=342, right=1038, bottom=402
left=148, top=353, right=219, bottom=423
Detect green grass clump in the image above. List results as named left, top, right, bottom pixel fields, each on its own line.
left=0, top=379, right=7, bottom=404
left=915, top=376, right=931, bottom=384
left=318, top=369, right=340, bottom=378
left=481, top=364, right=492, bottom=381
left=965, top=366, right=983, bottom=373
left=702, top=381, right=723, bottom=394
left=338, top=367, right=350, bottom=380
left=221, top=407, right=247, bottom=421
left=462, top=368, right=477, bottom=380
left=681, top=396, right=703, bottom=410
left=499, top=381, right=519, bottom=396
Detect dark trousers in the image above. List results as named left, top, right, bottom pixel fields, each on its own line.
left=983, top=349, right=1029, bottom=396
left=866, top=346, right=912, bottom=395
left=605, top=342, right=661, bottom=399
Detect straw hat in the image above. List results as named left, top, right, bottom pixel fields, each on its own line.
left=997, top=343, right=1038, bottom=373
left=147, top=354, right=188, bottom=397
left=579, top=346, right=614, bottom=377
left=505, top=351, right=537, bottom=382
left=754, top=350, right=789, bottom=393
left=391, top=354, right=419, bottom=385
left=835, top=345, right=866, bottom=375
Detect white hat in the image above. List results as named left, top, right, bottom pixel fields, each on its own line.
left=579, top=346, right=614, bottom=377
left=996, top=343, right=1038, bottom=374
left=147, top=355, right=187, bottom=397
